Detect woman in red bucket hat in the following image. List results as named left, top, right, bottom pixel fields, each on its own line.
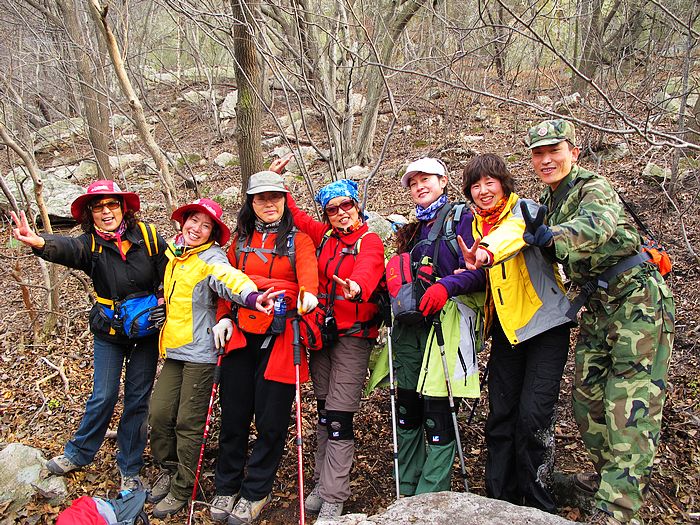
left=10, top=179, right=167, bottom=492
left=147, top=198, right=282, bottom=519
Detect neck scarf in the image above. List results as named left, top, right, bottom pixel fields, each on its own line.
left=255, top=218, right=281, bottom=233
left=416, top=194, right=448, bottom=221
left=473, top=196, right=509, bottom=226
left=332, top=218, right=363, bottom=236
left=94, top=221, right=128, bottom=261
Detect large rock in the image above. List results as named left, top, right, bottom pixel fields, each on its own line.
left=365, top=211, right=393, bottom=242
left=216, top=186, right=242, bottom=208
left=329, top=491, right=576, bottom=525
left=215, top=152, right=238, bottom=168
left=0, top=167, right=84, bottom=221
left=219, top=91, right=238, bottom=119
left=33, top=117, right=86, bottom=153
left=0, top=443, right=68, bottom=513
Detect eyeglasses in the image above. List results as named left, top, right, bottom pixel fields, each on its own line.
left=325, top=200, right=355, bottom=216
left=252, top=192, right=285, bottom=204
left=90, top=200, right=121, bottom=212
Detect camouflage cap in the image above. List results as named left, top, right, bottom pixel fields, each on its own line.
left=525, top=119, right=576, bottom=149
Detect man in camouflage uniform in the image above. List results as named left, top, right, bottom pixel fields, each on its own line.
left=522, top=119, right=675, bottom=525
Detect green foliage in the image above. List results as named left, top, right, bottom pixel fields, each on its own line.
left=48, top=399, right=61, bottom=411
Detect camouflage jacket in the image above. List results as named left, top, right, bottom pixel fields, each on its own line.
left=540, top=165, right=642, bottom=287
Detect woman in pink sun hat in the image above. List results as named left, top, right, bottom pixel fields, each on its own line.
left=11, top=179, right=167, bottom=492
left=147, top=198, right=282, bottom=519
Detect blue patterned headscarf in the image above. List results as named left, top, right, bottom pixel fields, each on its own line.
left=315, top=179, right=359, bottom=209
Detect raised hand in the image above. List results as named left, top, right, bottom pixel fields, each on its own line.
left=10, top=211, right=45, bottom=249
left=332, top=275, right=361, bottom=300
left=256, top=287, right=286, bottom=314
left=520, top=202, right=553, bottom=247
left=269, top=153, right=294, bottom=174
left=456, top=235, right=488, bottom=270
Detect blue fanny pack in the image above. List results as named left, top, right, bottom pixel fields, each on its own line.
left=98, top=292, right=160, bottom=339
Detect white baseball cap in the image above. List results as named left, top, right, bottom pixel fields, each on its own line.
left=400, top=157, right=447, bottom=188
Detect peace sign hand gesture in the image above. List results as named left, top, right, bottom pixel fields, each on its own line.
left=456, top=235, right=489, bottom=270
left=10, top=211, right=45, bottom=249
left=520, top=202, right=553, bottom=247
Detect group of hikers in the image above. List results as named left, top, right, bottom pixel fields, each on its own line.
left=10, top=118, right=674, bottom=525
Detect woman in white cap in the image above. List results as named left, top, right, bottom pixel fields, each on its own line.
left=208, top=170, right=319, bottom=524
left=10, top=180, right=167, bottom=491
left=147, top=198, right=280, bottom=518
left=392, top=158, right=486, bottom=495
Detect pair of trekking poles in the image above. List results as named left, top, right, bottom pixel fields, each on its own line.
left=386, top=313, right=483, bottom=498
left=187, top=289, right=308, bottom=525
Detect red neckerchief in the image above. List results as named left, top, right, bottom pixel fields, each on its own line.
left=94, top=221, right=128, bottom=261
left=473, top=196, right=508, bottom=227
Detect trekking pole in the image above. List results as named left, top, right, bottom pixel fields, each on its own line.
left=386, top=323, right=401, bottom=500
left=293, top=288, right=306, bottom=525
left=188, top=347, right=225, bottom=525
left=432, top=316, right=469, bottom=492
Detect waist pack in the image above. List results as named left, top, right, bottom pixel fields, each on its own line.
left=57, top=489, right=149, bottom=525
left=96, top=292, right=160, bottom=339
left=236, top=306, right=274, bottom=335
left=386, top=253, right=433, bottom=324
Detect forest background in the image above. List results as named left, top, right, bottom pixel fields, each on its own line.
left=0, top=0, right=699, bottom=523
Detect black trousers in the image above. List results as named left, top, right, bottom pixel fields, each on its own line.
left=485, top=318, right=570, bottom=513
left=214, top=334, right=295, bottom=500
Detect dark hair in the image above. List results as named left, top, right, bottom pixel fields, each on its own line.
left=79, top=196, right=138, bottom=233
left=461, top=154, right=515, bottom=202
left=395, top=221, right=421, bottom=254
left=236, top=195, right=294, bottom=254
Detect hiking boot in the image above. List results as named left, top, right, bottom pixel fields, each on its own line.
left=304, top=485, right=323, bottom=514
left=120, top=473, right=144, bottom=492
left=147, top=470, right=172, bottom=503
left=46, top=455, right=80, bottom=475
left=228, top=494, right=271, bottom=525
left=574, top=472, right=601, bottom=495
left=152, top=492, right=187, bottom=518
left=210, top=494, right=237, bottom=521
left=315, top=501, right=343, bottom=524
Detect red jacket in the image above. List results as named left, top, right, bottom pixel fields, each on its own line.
left=288, top=197, right=384, bottom=339
left=217, top=229, right=319, bottom=384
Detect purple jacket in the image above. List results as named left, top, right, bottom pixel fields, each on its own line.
left=409, top=203, right=486, bottom=297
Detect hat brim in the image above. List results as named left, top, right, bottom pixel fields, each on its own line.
left=527, top=137, right=569, bottom=150
left=171, top=203, right=231, bottom=246
left=401, top=169, right=446, bottom=188
left=70, top=191, right=140, bottom=221
left=246, top=185, right=289, bottom=195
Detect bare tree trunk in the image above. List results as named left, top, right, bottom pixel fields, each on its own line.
left=352, top=0, right=424, bottom=166
left=88, top=0, right=178, bottom=212
left=572, top=0, right=603, bottom=95
left=230, top=0, right=263, bottom=192
left=54, top=0, right=112, bottom=180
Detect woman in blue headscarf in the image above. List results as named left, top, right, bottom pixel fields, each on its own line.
left=286, top=177, right=385, bottom=523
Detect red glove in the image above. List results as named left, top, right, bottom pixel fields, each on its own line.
left=419, top=283, right=448, bottom=316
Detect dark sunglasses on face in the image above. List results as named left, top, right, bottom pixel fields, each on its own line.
left=90, top=200, right=121, bottom=212
left=325, top=199, right=355, bottom=216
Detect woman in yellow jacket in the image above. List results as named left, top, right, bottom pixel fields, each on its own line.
left=148, top=198, right=279, bottom=518
left=458, top=154, right=572, bottom=513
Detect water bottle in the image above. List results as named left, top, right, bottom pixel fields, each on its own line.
left=271, top=293, right=287, bottom=334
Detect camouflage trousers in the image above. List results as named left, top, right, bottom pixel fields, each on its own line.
left=573, top=268, right=675, bottom=522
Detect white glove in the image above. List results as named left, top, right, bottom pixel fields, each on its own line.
left=212, top=318, right=233, bottom=349
left=297, top=292, right=319, bottom=315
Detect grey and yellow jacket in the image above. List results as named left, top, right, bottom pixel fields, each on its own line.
left=473, top=192, right=572, bottom=345
left=160, top=240, right=257, bottom=364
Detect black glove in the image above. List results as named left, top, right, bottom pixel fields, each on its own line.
left=520, top=202, right=553, bottom=247
left=148, top=304, right=166, bottom=330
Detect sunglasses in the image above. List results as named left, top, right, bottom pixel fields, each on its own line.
left=325, top=199, right=355, bottom=216
left=90, top=200, right=121, bottom=212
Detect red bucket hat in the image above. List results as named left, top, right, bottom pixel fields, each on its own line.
left=171, top=198, right=231, bottom=246
left=70, top=179, right=140, bottom=220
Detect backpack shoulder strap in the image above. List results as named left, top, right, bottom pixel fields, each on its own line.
left=137, top=221, right=159, bottom=257
left=443, top=203, right=465, bottom=259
